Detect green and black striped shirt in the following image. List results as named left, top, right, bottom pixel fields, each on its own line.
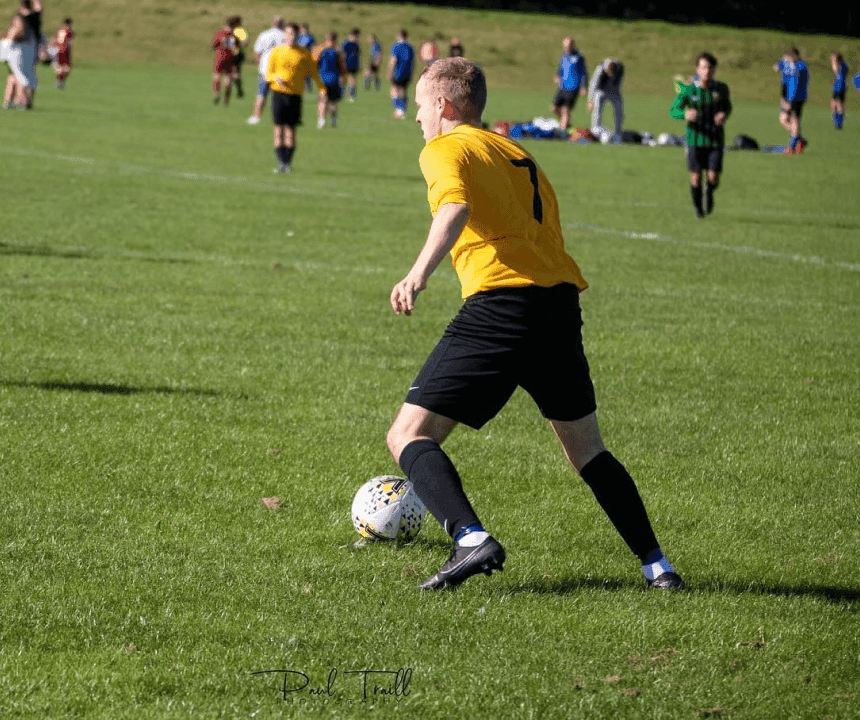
left=669, top=80, right=732, bottom=148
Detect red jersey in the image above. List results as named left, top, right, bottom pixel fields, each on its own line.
left=212, top=28, right=236, bottom=72
left=56, top=26, right=74, bottom=64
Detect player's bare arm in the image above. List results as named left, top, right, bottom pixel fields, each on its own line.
left=390, top=203, right=470, bottom=316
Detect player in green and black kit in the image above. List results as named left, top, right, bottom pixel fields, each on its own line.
left=670, top=53, right=732, bottom=218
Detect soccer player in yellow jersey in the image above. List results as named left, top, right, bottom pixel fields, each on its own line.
left=387, top=57, right=684, bottom=591
left=265, top=23, right=324, bottom=173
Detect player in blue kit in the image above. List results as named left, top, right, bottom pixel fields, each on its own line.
left=783, top=47, right=809, bottom=154
left=388, top=29, right=415, bottom=119
left=342, top=28, right=361, bottom=102
left=365, top=34, right=382, bottom=91
left=315, top=31, right=345, bottom=128
left=551, top=36, right=588, bottom=131
left=831, top=52, right=849, bottom=129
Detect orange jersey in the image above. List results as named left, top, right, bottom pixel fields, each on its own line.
left=419, top=124, right=587, bottom=299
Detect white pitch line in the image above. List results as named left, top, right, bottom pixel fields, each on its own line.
left=565, top=221, right=860, bottom=273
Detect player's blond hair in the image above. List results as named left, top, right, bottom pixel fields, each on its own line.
left=419, top=57, right=487, bottom=121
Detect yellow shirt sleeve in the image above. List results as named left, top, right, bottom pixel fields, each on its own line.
left=420, top=141, right=469, bottom=213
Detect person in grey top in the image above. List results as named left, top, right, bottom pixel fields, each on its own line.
left=587, top=57, right=624, bottom=139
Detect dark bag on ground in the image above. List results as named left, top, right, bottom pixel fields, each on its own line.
left=733, top=134, right=759, bottom=150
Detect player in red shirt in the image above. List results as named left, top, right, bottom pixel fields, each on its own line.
left=211, top=16, right=239, bottom=105
left=52, top=17, right=74, bottom=89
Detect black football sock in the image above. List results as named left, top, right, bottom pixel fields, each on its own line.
left=691, top=185, right=704, bottom=215
left=705, top=182, right=717, bottom=214
left=579, top=451, right=660, bottom=563
left=399, top=439, right=481, bottom=540
left=275, top=146, right=289, bottom=165
left=284, top=146, right=294, bottom=165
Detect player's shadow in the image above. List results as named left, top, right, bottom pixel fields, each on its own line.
left=2, top=379, right=224, bottom=398
left=505, top=575, right=860, bottom=604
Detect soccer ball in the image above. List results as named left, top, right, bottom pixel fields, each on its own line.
left=351, top=475, right=425, bottom=542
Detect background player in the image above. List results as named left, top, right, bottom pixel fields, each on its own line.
left=211, top=16, right=239, bottom=105
left=831, top=52, right=849, bottom=129
left=388, top=29, right=414, bottom=119
left=265, top=22, right=324, bottom=172
left=315, top=31, right=345, bottom=128
left=587, top=57, right=624, bottom=139
left=365, top=33, right=382, bottom=91
left=669, top=52, right=732, bottom=218
left=247, top=17, right=286, bottom=125
left=342, top=28, right=361, bottom=102
left=52, top=16, right=73, bottom=89
left=783, top=46, right=809, bottom=153
left=552, top=36, right=587, bottom=131
left=387, top=57, right=684, bottom=592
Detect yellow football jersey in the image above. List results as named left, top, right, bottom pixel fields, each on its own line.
left=419, top=124, right=587, bottom=299
left=266, top=44, right=322, bottom=95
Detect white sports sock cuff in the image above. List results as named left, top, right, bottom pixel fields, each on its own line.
left=642, top=556, right=674, bottom=581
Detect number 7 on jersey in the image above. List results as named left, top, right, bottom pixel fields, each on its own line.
left=510, top=157, right=544, bottom=224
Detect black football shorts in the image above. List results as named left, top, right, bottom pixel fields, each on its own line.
left=405, top=283, right=597, bottom=429
left=272, top=91, right=302, bottom=127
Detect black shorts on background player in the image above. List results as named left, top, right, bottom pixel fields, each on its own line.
left=272, top=92, right=302, bottom=126
left=686, top=145, right=723, bottom=174
left=552, top=88, right=579, bottom=109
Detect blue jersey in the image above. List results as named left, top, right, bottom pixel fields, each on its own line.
left=342, top=40, right=360, bottom=72
left=371, top=41, right=382, bottom=65
left=785, top=60, right=809, bottom=101
left=297, top=33, right=315, bottom=50
left=317, top=46, right=341, bottom=85
left=557, top=51, right=587, bottom=91
left=833, top=60, right=849, bottom=93
left=854, top=71, right=860, bottom=91
left=390, top=41, right=414, bottom=83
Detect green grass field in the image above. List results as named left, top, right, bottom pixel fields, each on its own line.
left=2, top=5, right=860, bottom=717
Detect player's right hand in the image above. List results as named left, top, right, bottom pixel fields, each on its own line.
left=390, top=276, right=424, bottom=316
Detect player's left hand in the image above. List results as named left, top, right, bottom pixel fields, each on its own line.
left=714, top=112, right=726, bottom=126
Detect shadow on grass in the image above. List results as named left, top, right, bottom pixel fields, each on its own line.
left=506, top=577, right=642, bottom=595
left=699, top=579, right=860, bottom=606
left=505, top=575, right=860, bottom=605
left=3, top=379, right=225, bottom=398
left=0, top=242, right=195, bottom=264
left=0, top=242, right=90, bottom=259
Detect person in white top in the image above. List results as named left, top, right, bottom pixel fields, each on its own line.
left=587, top=57, right=625, bottom=140
left=247, top=17, right=286, bottom=125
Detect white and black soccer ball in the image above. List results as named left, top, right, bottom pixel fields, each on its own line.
left=351, top=476, right=425, bottom=542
